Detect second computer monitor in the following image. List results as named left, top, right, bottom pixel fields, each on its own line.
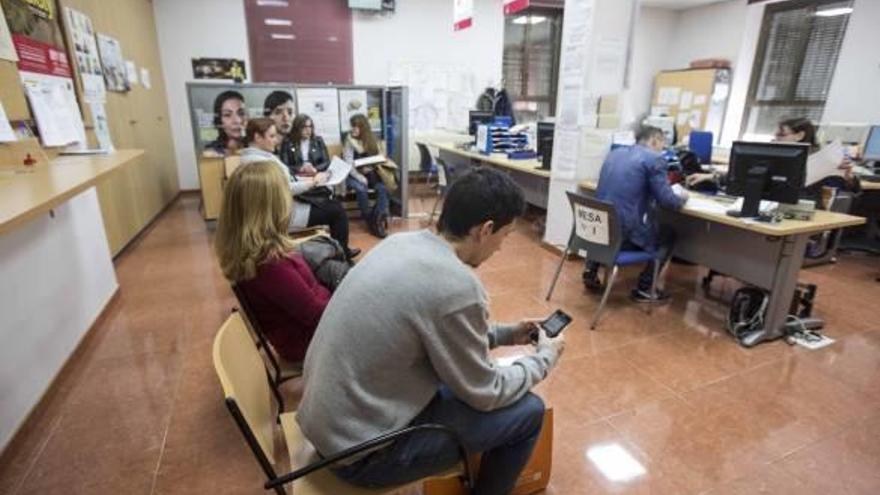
left=468, top=110, right=494, bottom=136
left=726, top=141, right=809, bottom=217
left=863, top=125, right=880, bottom=162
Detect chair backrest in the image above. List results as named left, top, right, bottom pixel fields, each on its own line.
left=417, top=143, right=434, bottom=173
left=224, top=155, right=242, bottom=179
left=231, top=284, right=284, bottom=378
left=213, top=312, right=279, bottom=467
left=828, top=190, right=854, bottom=213
left=564, top=191, right=623, bottom=266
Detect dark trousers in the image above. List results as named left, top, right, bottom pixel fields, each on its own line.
left=332, top=387, right=545, bottom=495
left=307, top=199, right=350, bottom=253
left=347, top=171, right=390, bottom=221
left=586, top=226, right=676, bottom=291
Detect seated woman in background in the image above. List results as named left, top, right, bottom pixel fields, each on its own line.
left=205, top=90, right=247, bottom=155
left=344, top=114, right=391, bottom=238
left=214, top=161, right=330, bottom=362
left=239, top=118, right=360, bottom=260
left=288, top=114, right=331, bottom=176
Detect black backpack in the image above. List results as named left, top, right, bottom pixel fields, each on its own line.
left=727, top=287, right=768, bottom=343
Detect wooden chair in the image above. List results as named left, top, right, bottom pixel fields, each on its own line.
left=212, top=312, right=472, bottom=495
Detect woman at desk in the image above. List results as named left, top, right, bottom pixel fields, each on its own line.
left=205, top=90, right=247, bottom=155
left=288, top=114, right=331, bottom=176
left=344, top=113, right=391, bottom=238
left=240, top=118, right=359, bottom=260
left=215, top=161, right=330, bottom=362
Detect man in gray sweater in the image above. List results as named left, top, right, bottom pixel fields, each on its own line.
left=297, top=168, right=565, bottom=494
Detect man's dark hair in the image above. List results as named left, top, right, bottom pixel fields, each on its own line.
left=262, top=90, right=293, bottom=116
left=635, top=125, right=664, bottom=144
left=437, top=168, right=526, bottom=238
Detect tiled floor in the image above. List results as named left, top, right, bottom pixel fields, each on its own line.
left=2, top=191, right=879, bottom=495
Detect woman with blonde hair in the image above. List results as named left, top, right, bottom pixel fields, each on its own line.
left=215, top=161, right=330, bottom=362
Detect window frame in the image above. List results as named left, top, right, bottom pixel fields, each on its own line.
left=741, top=0, right=851, bottom=137
left=502, top=6, right=564, bottom=118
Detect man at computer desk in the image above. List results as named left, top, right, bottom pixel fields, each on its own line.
left=583, top=125, right=689, bottom=302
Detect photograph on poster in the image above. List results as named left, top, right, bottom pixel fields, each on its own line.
left=97, top=33, right=129, bottom=92
left=62, top=6, right=105, bottom=102
left=192, top=58, right=247, bottom=81
left=187, top=84, right=296, bottom=156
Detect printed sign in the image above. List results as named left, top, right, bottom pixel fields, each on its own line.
left=453, top=0, right=473, bottom=31
left=574, top=204, right=609, bottom=245
left=504, top=0, right=529, bottom=15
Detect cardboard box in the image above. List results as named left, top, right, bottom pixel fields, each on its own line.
left=423, top=408, right=553, bottom=495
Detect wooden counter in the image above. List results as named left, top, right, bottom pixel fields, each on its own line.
left=422, top=141, right=550, bottom=178
left=0, top=150, right=145, bottom=236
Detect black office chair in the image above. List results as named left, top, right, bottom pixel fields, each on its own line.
left=231, top=284, right=303, bottom=413
left=416, top=142, right=439, bottom=189
left=546, top=191, right=659, bottom=329
left=804, top=191, right=856, bottom=266
left=428, top=158, right=458, bottom=225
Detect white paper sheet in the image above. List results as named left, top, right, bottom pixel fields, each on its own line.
left=323, top=157, right=352, bottom=187
left=140, top=68, right=151, bottom=89
left=551, top=129, right=579, bottom=180
left=0, top=102, right=16, bottom=142
left=125, top=60, right=138, bottom=85
left=676, top=113, right=688, bottom=126
left=63, top=7, right=106, bottom=102
left=591, top=37, right=625, bottom=95
left=296, top=87, right=342, bottom=145
left=806, top=140, right=845, bottom=186
left=679, top=91, right=693, bottom=110
left=21, top=73, right=86, bottom=148
left=89, top=102, right=114, bottom=151
left=688, top=110, right=702, bottom=129
left=338, top=89, right=368, bottom=133
left=657, top=87, right=680, bottom=106
left=693, top=94, right=707, bottom=106
left=650, top=105, right=669, bottom=116
left=97, top=34, right=129, bottom=92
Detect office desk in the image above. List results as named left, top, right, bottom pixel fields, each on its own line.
left=420, top=141, right=550, bottom=208
left=579, top=180, right=865, bottom=346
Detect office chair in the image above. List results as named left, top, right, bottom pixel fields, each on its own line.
left=213, top=312, right=472, bottom=495
left=416, top=142, right=439, bottom=189
left=428, top=158, right=457, bottom=224
left=231, top=284, right=303, bottom=413
left=546, top=191, right=659, bottom=329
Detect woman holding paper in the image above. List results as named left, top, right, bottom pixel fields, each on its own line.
left=240, top=118, right=359, bottom=260
left=344, top=114, right=391, bottom=238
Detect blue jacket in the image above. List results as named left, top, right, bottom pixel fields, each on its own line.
left=596, top=144, right=685, bottom=250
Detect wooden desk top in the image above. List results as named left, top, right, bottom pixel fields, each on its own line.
left=578, top=179, right=865, bottom=236
left=0, top=149, right=145, bottom=235
left=860, top=179, right=880, bottom=191
left=420, top=140, right=551, bottom=178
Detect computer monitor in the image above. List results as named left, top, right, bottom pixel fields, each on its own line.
left=863, top=125, right=880, bottom=162
left=469, top=110, right=494, bottom=136
left=536, top=121, right=554, bottom=170
left=726, top=141, right=809, bottom=218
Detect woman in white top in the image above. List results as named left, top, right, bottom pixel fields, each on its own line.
left=239, top=118, right=359, bottom=260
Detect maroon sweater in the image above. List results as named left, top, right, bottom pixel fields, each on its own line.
left=238, top=253, right=331, bottom=362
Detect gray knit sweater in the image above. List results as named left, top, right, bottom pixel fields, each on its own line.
left=296, top=230, right=559, bottom=456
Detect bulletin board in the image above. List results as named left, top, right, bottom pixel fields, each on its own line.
left=651, top=68, right=729, bottom=144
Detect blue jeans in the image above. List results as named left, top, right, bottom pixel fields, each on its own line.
left=332, top=387, right=545, bottom=494
left=346, top=171, right=389, bottom=221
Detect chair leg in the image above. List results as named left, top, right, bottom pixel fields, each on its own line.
left=545, top=246, right=571, bottom=301
left=651, top=259, right=660, bottom=299
left=591, top=265, right=619, bottom=330
left=429, top=193, right=443, bottom=224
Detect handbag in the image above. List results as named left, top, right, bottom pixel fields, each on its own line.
left=294, top=235, right=350, bottom=290
left=295, top=186, right=332, bottom=207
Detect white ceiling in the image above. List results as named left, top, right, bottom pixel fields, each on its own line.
left=641, top=0, right=729, bottom=10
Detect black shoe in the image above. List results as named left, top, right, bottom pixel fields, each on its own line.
left=374, top=211, right=388, bottom=238
left=582, top=272, right=603, bottom=292
left=346, top=247, right=362, bottom=261
left=630, top=288, right=670, bottom=303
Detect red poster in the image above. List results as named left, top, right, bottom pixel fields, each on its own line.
left=454, top=17, right=472, bottom=31
left=12, top=34, right=71, bottom=77
left=504, top=0, right=530, bottom=15
left=453, top=0, right=473, bottom=31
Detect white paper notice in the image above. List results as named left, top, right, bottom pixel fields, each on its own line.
left=64, top=7, right=106, bottom=103
left=688, top=110, right=702, bottom=129
left=559, top=78, right=582, bottom=128
left=676, top=112, right=688, bottom=126
left=89, top=102, right=114, bottom=151
left=296, top=87, right=342, bottom=146
left=140, top=68, right=151, bottom=89
left=693, top=94, right=707, bottom=106
left=125, top=60, right=138, bottom=85
left=338, top=89, right=368, bottom=133
left=806, top=140, right=845, bottom=186
left=574, top=204, right=609, bottom=245
left=657, top=87, right=681, bottom=106
left=0, top=3, right=18, bottom=62
left=679, top=91, right=693, bottom=110
left=0, top=101, right=16, bottom=142
left=22, top=74, right=86, bottom=148
left=650, top=105, right=670, bottom=116
left=591, top=37, right=625, bottom=95
left=551, top=129, right=579, bottom=180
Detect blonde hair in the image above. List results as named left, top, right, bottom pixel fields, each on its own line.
left=215, top=161, right=297, bottom=282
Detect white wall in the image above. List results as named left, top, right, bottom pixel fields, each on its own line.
left=823, top=0, right=880, bottom=124
left=626, top=6, right=676, bottom=120
left=663, top=0, right=747, bottom=71
left=153, top=0, right=251, bottom=191
left=0, top=188, right=118, bottom=451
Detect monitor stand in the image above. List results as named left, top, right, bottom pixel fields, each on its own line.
left=726, top=165, right=767, bottom=218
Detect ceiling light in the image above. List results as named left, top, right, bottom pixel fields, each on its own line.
left=815, top=7, right=853, bottom=17
left=512, top=15, right=547, bottom=25
left=271, top=33, right=296, bottom=40
left=586, top=444, right=647, bottom=482
left=257, top=0, right=289, bottom=6
left=264, top=18, right=292, bottom=26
